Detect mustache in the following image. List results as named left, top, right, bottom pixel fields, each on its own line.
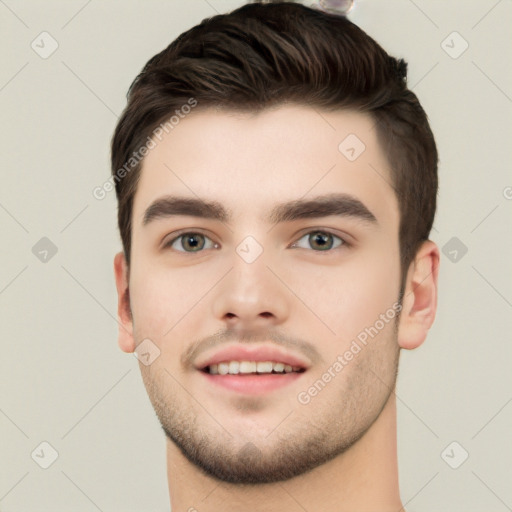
left=181, top=328, right=322, bottom=369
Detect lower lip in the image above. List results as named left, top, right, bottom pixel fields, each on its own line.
left=200, top=371, right=304, bottom=394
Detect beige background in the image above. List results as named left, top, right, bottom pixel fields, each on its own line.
left=1, top=1, right=511, bottom=510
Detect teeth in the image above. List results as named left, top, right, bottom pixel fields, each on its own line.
left=239, top=361, right=257, bottom=373
left=256, top=361, right=273, bottom=373
left=205, top=361, right=304, bottom=375
left=273, top=362, right=284, bottom=372
left=228, top=361, right=240, bottom=374
left=218, top=362, right=229, bottom=375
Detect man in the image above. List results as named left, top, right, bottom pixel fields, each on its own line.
left=111, top=2, right=440, bottom=510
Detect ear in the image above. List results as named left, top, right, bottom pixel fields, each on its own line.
left=114, top=251, right=135, bottom=353
left=397, top=240, right=440, bottom=350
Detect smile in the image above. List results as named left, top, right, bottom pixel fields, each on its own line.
left=204, top=360, right=305, bottom=375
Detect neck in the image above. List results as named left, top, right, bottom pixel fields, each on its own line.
left=166, top=393, right=403, bottom=512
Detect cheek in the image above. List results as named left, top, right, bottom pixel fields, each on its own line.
left=293, top=248, right=401, bottom=347
left=129, top=266, right=178, bottom=340
left=129, top=263, right=219, bottom=341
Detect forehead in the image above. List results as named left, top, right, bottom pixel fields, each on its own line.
left=132, top=104, right=398, bottom=230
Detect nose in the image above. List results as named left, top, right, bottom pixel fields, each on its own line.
left=211, top=249, right=290, bottom=331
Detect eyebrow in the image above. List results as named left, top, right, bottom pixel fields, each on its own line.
left=142, top=193, right=378, bottom=227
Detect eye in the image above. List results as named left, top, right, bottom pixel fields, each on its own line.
left=291, top=230, right=347, bottom=252
left=163, top=232, right=218, bottom=253
left=163, top=229, right=348, bottom=253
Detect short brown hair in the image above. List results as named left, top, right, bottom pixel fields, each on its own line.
left=110, top=1, right=438, bottom=291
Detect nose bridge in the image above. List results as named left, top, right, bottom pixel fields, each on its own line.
left=230, top=239, right=275, bottom=305
left=212, top=235, right=289, bottom=327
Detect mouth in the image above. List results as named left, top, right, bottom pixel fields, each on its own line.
left=199, top=365, right=306, bottom=394
left=201, top=361, right=306, bottom=375
left=195, top=345, right=309, bottom=394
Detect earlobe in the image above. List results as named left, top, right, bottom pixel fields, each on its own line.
left=397, top=240, right=440, bottom=350
left=114, top=251, right=136, bottom=353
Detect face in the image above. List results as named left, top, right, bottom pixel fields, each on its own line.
left=119, top=105, right=404, bottom=483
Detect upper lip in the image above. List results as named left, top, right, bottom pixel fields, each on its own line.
left=195, top=344, right=311, bottom=371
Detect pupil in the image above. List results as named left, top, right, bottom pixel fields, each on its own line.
left=311, top=231, right=332, bottom=250
left=185, top=234, right=204, bottom=251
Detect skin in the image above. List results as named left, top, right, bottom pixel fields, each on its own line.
left=114, top=104, right=439, bottom=512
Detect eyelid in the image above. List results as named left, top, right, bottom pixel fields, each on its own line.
left=162, top=227, right=352, bottom=252
left=289, top=228, right=351, bottom=250
left=161, top=229, right=217, bottom=250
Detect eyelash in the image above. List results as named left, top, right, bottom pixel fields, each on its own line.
left=162, top=229, right=350, bottom=253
